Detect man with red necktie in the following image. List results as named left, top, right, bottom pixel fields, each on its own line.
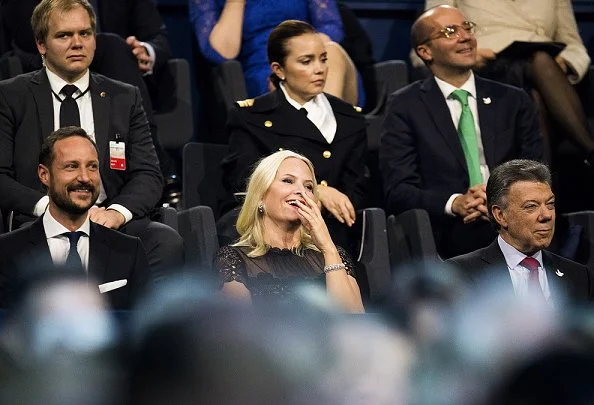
left=447, top=159, right=593, bottom=304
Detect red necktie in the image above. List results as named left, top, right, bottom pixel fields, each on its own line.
left=520, top=256, right=543, bottom=297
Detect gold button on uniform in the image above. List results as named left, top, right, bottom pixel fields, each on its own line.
left=323, top=150, right=331, bottom=158
left=320, top=180, right=328, bottom=187
left=535, top=27, right=545, bottom=36
left=264, top=120, right=272, bottom=127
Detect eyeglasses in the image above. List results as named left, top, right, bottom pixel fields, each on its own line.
left=419, top=21, right=477, bottom=45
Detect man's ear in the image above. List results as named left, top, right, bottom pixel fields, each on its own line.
left=491, top=205, right=507, bottom=229
left=36, top=39, right=47, bottom=57
left=416, top=44, right=432, bottom=63
left=38, top=164, right=50, bottom=188
left=270, top=62, right=285, bottom=81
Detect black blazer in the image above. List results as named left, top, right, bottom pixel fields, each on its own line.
left=0, top=69, right=163, bottom=218
left=379, top=74, right=543, bottom=218
left=221, top=89, right=367, bottom=213
left=446, top=239, right=593, bottom=302
left=0, top=216, right=149, bottom=309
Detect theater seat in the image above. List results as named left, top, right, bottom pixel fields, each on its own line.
left=181, top=142, right=229, bottom=214
left=387, top=209, right=441, bottom=272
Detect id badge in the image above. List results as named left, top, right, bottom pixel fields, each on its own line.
left=109, top=141, right=126, bottom=170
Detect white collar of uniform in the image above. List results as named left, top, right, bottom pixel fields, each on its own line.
left=279, top=82, right=330, bottom=117
left=434, top=71, right=477, bottom=101
left=46, top=67, right=90, bottom=98
left=497, top=235, right=544, bottom=269
left=43, top=208, right=91, bottom=239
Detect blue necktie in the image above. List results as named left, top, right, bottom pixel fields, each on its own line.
left=63, top=231, right=84, bottom=271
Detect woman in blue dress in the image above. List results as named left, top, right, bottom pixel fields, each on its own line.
left=190, top=0, right=362, bottom=105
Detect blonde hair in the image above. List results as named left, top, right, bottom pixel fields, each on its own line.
left=233, top=150, right=319, bottom=257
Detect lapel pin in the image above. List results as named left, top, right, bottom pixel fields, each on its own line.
left=482, top=97, right=491, bottom=105
left=264, top=120, right=273, bottom=128
left=100, top=91, right=106, bottom=98
left=555, top=269, right=564, bottom=277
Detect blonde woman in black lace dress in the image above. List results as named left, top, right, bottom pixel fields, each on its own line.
left=214, top=150, right=364, bottom=313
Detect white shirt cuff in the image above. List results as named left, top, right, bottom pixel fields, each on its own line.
left=141, top=42, right=156, bottom=76
left=33, top=195, right=50, bottom=216
left=445, top=193, right=462, bottom=216
left=107, top=204, right=133, bottom=224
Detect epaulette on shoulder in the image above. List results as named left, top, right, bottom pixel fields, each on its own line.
left=236, top=98, right=255, bottom=108
left=353, top=105, right=362, bottom=113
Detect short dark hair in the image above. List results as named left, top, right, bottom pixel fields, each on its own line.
left=267, top=20, right=317, bottom=88
left=39, top=126, right=98, bottom=167
left=31, top=0, right=96, bottom=43
left=487, top=159, right=552, bottom=229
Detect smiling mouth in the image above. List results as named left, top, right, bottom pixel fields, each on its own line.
left=287, top=199, right=304, bottom=206
left=69, top=185, right=94, bottom=194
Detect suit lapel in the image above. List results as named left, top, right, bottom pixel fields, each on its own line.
left=30, top=70, right=55, bottom=143
left=477, top=239, right=515, bottom=289
left=90, top=73, right=110, bottom=166
left=27, top=217, right=53, bottom=264
left=475, top=77, right=497, bottom=168
left=419, top=77, right=468, bottom=171
left=88, top=222, right=110, bottom=284
left=542, top=250, right=572, bottom=301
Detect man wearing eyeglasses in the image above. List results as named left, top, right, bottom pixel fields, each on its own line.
left=379, top=5, right=543, bottom=259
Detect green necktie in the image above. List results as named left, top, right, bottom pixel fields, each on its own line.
left=450, top=89, right=482, bottom=186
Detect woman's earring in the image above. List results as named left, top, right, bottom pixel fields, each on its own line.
left=258, top=203, right=265, bottom=215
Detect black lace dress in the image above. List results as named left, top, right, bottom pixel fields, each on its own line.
left=215, top=245, right=356, bottom=304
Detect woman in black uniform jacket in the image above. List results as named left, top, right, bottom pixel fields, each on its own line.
left=220, top=20, right=367, bottom=249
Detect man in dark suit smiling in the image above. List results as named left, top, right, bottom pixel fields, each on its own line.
left=379, top=5, right=543, bottom=258
left=447, top=159, right=593, bottom=303
left=0, top=127, right=149, bottom=309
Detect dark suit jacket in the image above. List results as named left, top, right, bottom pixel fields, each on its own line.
left=221, top=89, right=367, bottom=214
left=0, top=69, right=163, bottom=218
left=0, top=216, right=149, bottom=309
left=446, top=239, right=593, bottom=302
left=379, top=75, right=543, bottom=256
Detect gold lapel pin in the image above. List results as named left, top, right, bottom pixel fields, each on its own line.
left=100, top=91, right=106, bottom=98
left=264, top=120, right=273, bottom=128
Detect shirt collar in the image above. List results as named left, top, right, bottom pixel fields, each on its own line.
left=279, top=82, right=321, bottom=111
left=434, top=71, right=476, bottom=101
left=43, top=208, right=91, bottom=239
left=46, top=67, right=90, bottom=97
left=497, top=235, right=543, bottom=269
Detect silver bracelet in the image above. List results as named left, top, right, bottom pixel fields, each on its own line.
left=323, top=263, right=346, bottom=273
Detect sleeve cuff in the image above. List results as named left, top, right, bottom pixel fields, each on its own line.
left=445, top=193, right=462, bottom=216
left=141, top=41, right=156, bottom=76
left=33, top=195, right=50, bottom=217
left=107, top=204, right=133, bottom=224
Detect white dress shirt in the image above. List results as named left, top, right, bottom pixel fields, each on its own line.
left=497, top=235, right=551, bottom=301
left=434, top=72, right=490, bottom=215
left=43, top=210, right=91, bottom=272
left=33, top=68, right=133, bottom=223
left=279, top=82, right=337, bottom=144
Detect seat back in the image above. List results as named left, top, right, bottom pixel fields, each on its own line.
left=177, top=206, right=219, bottom=272
left=212, top=60, right=248, bottom=111
left=0, top=55, right=23, bottom=81
left=153, top=58, right=194, bottom=150
left=560, top=211, right=594, bottom=270
left=356, top=208, right=391, bottom=302
left=182, top=142, right=228, bottom=213
left=365, top=60, right=408, bottom=151
left=387, top=209, right=440, bottom=271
